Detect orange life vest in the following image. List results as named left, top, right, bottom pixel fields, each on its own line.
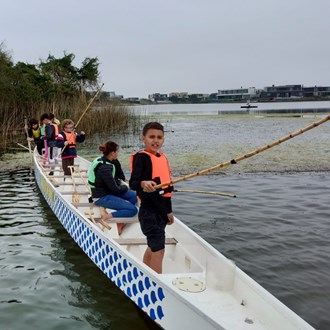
left=63, top=131, right=76, bottom=148
left=130, top=150, right=173, bottom=197
left=51, top=123, right=59, bottom=137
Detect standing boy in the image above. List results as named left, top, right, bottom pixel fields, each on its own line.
left=129, top=122, right=174, bottom=274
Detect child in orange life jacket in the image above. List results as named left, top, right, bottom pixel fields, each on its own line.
left=56, top=119, right=85, bottom=175
left=26, top=118, right=43, bottom=155
left=40, top=113, right=58, bottom=164
left=129, top=122, right=174, bottom=274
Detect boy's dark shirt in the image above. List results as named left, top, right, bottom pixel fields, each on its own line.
left=43, top=123, right=56, bottom=147
left=129, top=152, right=172, bottom=216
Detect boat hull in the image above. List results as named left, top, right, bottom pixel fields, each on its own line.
left=34, top=150, right=314, bottom=330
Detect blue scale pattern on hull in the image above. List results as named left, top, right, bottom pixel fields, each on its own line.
left=35, top=169, right=166, bottom=322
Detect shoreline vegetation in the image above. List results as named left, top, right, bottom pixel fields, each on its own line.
left=2, top=111, right=330, bottom=174
left=0, top=44, right=145, bottom=157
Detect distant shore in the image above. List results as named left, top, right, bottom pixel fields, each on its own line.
left=134, top=97, right=330, bottom=105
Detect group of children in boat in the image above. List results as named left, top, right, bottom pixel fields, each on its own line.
left=26, top=113, right=86, bottom=175
left=28, top=119, right=174, bottom=274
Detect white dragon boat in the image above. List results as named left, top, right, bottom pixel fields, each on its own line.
left=34, top=149, right=314, bottom=330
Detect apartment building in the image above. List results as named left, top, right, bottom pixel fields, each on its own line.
left=217, top=87, right=260, bottom=101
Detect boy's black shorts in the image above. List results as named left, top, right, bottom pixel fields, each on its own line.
left=138, top=208, right=167, bottom=252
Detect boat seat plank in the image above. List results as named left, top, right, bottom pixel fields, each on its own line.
left=72, top=202, right=95, bottom=207
left=114, top=237, right=177, bottom=245
left=91, top=216, right=138, bottom=224
left=47, top=175, right=88, bottom=179
left=42, top=164, right=83, bottom=168
left=40, top=164, right=64, bottom=168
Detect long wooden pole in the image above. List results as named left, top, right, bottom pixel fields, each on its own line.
left=59, top=84, right=104, bottom=156
left=75, top=83, right=104, bottom=129
left=155, top=114, right=330, bottom=189
left=17, top=142, right=30, bottom=151
left=174, top=189, right=236, bottom=197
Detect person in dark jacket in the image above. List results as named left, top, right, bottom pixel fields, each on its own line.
left=129, top=122, right=174, bottom=274
left=40, top=113, right=57, bottom=163
left=88, top=141, right=137, bottom=220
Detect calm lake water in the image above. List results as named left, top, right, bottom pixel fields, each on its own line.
left=1, top=104, right=330, bottom=329
left=132, top=100, right=330, bottom=115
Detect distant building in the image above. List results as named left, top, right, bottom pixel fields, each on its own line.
left=217, top=87, right=260, bottom=101
left=258, top=84, right=330, bottom=100
left=169, top=92, right=189, bottom=99
left=260, top=85, right=303, bottom=100
left=303, top=86, right=330, bottom=98
left=148, top=93, right=168, bottom=102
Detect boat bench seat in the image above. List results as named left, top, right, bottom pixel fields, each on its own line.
left=72, top=202, right=95, bottom=207
left=48, top=175, right=88, bottom=178
left=42, top=164, right=80, bottom=168
left=114, top=237, right=177, bottom=245
left=95, top=216, right=138, bottom=224
left=72, top=203, right=139, bottom=223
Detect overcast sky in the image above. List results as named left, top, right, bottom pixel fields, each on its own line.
left=1, top=0, right=330, bottom=98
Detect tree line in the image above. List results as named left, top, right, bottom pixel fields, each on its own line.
left=0, top=42, right=100, bottom=106
left=0, top=42, right=129, bottom=154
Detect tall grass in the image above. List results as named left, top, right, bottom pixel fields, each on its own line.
left=0, top=97, right=144, bottom=155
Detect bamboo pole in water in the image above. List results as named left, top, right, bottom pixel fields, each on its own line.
left=174, top=189, right=236, bottom=197
left=154, top=114, right=330, bottom=189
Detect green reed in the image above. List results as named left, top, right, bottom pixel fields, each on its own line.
left=0, top=97, right=144, bottom=155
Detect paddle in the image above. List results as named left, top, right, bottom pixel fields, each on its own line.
left=59, top=84, right=104, bottom=157
left=75, top=83, right=104, bottom=129
left=174, top=189, right=236, bottom=197
left=68, top=166, right=80, bottom=203
left=99, top=207, right=112, bottom=231
left=154, top=114, right=330, bottom=189
left=17, top=142, right=30, bottom=151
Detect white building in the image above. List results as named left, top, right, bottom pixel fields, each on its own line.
left=217, top=87, right=260, bottom=101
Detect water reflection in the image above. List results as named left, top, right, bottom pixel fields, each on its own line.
left=1, top=112, right=330, bottom=329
